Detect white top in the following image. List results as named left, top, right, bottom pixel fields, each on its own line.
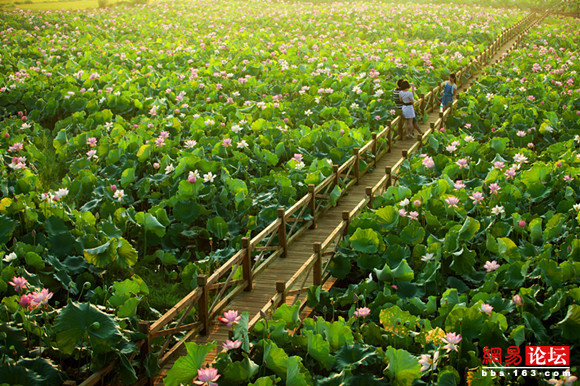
left=399, top=90, right=414, bottom=104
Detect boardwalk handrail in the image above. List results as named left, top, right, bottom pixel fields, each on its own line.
left=81, top=11, right=542, bottom=385
left=242, top=7, right=542, bottom=351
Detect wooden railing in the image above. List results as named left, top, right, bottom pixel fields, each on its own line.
left=79, top=11, right=543, bottom=386
left=244, top=9, right=544, bottom=337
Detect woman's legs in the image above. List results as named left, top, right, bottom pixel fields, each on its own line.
left=413, top=119, right=423, bottom=136
left=405, top=118, right=413, bottom=138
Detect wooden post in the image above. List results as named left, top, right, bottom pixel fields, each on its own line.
left=241, top=237, right=253, bottom=291
left=276, top=281, right=286, bottom=307
left=371, top=133, right=378, bottom=165
left=365, top=187, right=373, bottom=209
left=313, top=242, right=322, bottom=286
left=430, top=122, right=435, bottom=133
left=419, top=93, right=425, bottom=116
left=385, top=166, right=392, bottom=188
left=387, top=121, right=393, bottom=152
left=431, top=87, right=436, bottom=111
left=402, top=150, right=408, bottom=159
left=308, top=184, right=316, bottom=229
left=197, top=275, right=209, bottom=335
left=277, top=208, right=287, bottom=258
left=139, top=321, right=153, bottom=386
left=353, top=148, right=360, bottom=184
left=342, top=211, right=350, bottom=236
left=398, top=114, right=404, bottom=139
left=333, top=164, right=339, bottom=188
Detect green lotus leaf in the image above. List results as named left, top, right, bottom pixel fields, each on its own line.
left=558, top=305, right=580, bottom=341
left=164, top=342, right=217, bottom=386
left=54, top=301, right=124, bottom=355
left=384, top=347, right=421, bottom=386
left=350, top=228, right=380, bottom=253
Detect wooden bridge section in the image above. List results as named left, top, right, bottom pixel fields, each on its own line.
left=78, top=11, right=545, bottom=386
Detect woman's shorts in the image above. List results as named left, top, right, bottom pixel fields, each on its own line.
left=402, top=105, right=415, bottom=119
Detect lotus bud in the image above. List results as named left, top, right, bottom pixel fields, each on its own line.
left=4, top=133, right=9, bottom=138
left=110, top=184, right=117, bottom=191
left=90, top=322, right=101, bottom=330
left=556, top=162, right=562, bottom=167
left=518, top=220, right=526, bottom=228
left=413, top=200, right=421, bottom=207
left=83, top=282, right=92, bottom=290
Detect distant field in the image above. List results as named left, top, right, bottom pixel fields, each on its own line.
left=0, top=0, right=121, bottom=10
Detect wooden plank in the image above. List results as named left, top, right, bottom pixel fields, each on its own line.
left=252, top=248, right=283, bottom=277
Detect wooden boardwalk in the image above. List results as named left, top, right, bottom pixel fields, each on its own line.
left=154, top=18, right=539, bottom=384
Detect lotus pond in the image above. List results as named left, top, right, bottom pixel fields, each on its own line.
left=163, top=14, right=580, bottom=386
left=0, top=0, right=575, bottom=384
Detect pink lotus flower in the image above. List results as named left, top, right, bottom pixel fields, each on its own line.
left=222, top=339, right=242, bottom=351
left=86, top=150, right=98, bottom=160
left=408, top=211, right=419, bottom=221
left=469, top=191, right=484, bottom=205
left=504, top=168, right=517, bottom=179
left=422, top=156, right=434, bottom=169
left=513, top=294, right=523, bottom=306
left=398, top=208, right=407, bottom=217
left=154, top=137, right=165, bottom=147
left=354, top=307, right=371, bottom=318
left=484, top=260, right=500, bottom=272
left=455, top=158, right=468, bottom=169
left=442, top=332, right=462, bottom=352
left=222, top=138, right=232, bottom=148
left=444, top=332, right=462, bottom=344
left=19, top=294, right=32, bottom=309
left=87, top=137, right=97, bottom=147
left=30, top=288, right=53, bottom=307
left=292, top=153, right=303, bottom=162
left=454, top=180, right=466, bottom=190
left=218, top=310, right=241, bottom=327
left=479, top=303, right=493, bottom=315
left=445, top=196, right=460, bottom=208
left=194, top=367, right=220, bottom=386
left=493, top=161, right=504, bottom=169
left=413, top=200, right=421, bottom=207
left=489, top=183, right=501, bottom=195
left=8, top=142, right=23, bottom=152
left=188, top=170, right=199, bottom=183
left=9, top=276, right=28, bottom=292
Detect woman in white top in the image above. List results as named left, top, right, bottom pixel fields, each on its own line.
left=398, top=80, right=423, bottom=139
